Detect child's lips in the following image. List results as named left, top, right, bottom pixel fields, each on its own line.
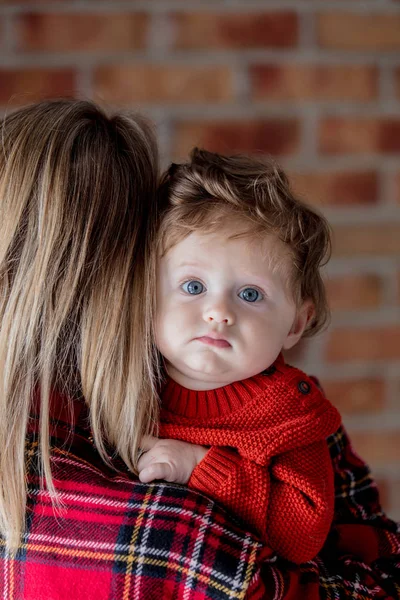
left=195, top=336, right=231, bottom=348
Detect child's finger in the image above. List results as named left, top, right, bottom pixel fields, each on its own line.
left=139, top=462, right=172, bottom=483
left=137, top=449, right=155, bottom=473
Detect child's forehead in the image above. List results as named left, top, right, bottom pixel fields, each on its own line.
left=162, top=226, right=292, bottom=274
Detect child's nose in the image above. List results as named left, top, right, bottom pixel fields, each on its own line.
left=203, top=301, right=235, bottom=326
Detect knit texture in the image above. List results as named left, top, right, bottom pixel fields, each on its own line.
left=160, top=354, right=342, bottom=564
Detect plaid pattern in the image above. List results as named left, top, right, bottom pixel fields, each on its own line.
left=0, top=438, right=260, bottom=600
left=249, top=426, right=400, bottom=599
left=1, top=396, right=399, bottom=599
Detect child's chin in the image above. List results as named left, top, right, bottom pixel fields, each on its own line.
left=186, top=355, right=223, bottom=372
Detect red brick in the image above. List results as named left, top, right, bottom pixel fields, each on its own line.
left=0, top=68, right=76, bottom=105
left=332, top=224, right=400, bottom=257
left=289, top=170, right=378, bottom=206
left=174, top=12, right=298, bottom=49
left=326, top=274, right=383, bottom=311
left=326, top=327, right=400, bottom=362
left=322, top=379, right=385, bottom=415
left=318, top=13, right=400, bottom=51
left=319, top=117, right=400, bottom=154
left=251, top=64, right=377, bottom=101
left=349, top=431, right=400, bottom=467
left=94, top=65, right=234, bottom=104
left=15, top=13, right=148, bottom=52
left=173, top=119, right=300, bottom=159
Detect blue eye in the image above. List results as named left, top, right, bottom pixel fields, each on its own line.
left=239, top=287, right=262, bottom=303
left=182, top=280, right=205, bottom=295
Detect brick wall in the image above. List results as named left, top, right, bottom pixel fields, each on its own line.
left=0, top=0, right=399, bottom=521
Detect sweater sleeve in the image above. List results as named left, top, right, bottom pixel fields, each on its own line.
left=189, top=442, right=334, bottom=564
left=266, top=440, right=334, bottom=564
left=188, top=446, right=272, bottom=541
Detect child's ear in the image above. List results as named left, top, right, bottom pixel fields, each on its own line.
left=283, top=300, right=315, bottom=350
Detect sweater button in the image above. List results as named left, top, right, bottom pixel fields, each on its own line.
left=298, top=380, right=311, bottom=395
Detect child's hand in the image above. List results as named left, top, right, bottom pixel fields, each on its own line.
left=138, top=436, right=208, bottom=485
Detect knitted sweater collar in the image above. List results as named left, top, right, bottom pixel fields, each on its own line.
left=161, top=353, right=286, bottom=420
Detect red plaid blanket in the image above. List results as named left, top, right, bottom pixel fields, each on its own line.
left=0, top=397, right=399, bottom=599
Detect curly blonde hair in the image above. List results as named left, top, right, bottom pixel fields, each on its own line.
left=157, top=148, right=331, bottom=336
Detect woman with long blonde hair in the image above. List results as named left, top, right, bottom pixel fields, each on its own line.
left=0, top=99, right=159, bottom=549
left=0, top=99, right=262, bottom=600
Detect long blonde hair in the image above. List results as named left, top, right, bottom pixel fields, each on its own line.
left=0, top=99, right=159, bottom=549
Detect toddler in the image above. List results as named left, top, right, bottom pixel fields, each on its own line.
left=138, top=149, right=341, bottom=564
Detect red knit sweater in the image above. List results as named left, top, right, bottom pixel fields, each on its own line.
left=159, top=355, right=342, bottom=565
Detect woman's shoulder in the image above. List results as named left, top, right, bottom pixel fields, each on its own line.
left=1, top=424, right=263, bottom=600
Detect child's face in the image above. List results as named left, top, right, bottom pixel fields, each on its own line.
left=156, top=229, right=310, bottom=391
